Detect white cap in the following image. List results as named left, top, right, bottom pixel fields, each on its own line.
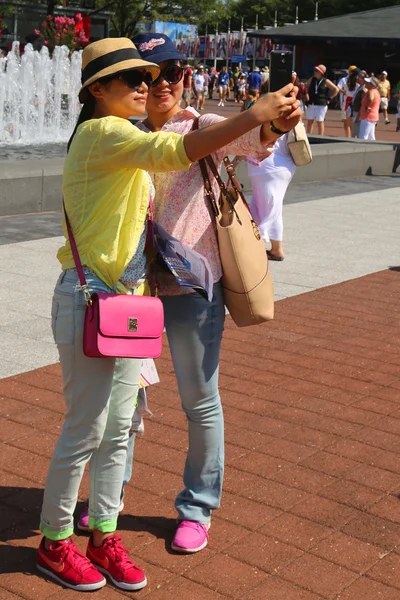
left=382, top=70, right=388, bottom=75
left=364, top=77, right=378, bottom=87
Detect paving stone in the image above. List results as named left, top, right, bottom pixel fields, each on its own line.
left=260, top=513, right=334, bottom=551
left=367, top=414, right=400, bottom=436
left=300, top=451, right=362, bottom=478
left=134, top=532, right=215, bottom=576
left=226, top=531, right=303, bottom=573
left=231, top=450, right=293, bottom=477
left=206, top=518, right=250, bottom=552
left=46, top=587, right=129, bottom=599
left=341, top=513, right=400, bottom=551
left=343, top=464, right=400, bottom=493
left=244, top=478, right=310, bottom=511
left=319, top=479, right=385, bottom=510
left=279, top=553, right=359, bottom=598
left=367, top=495, right=400, bottom=524
left=367, top=449, right=400, bottom=475
left=325, top=438, right=386, bottom=465
left=186, top=554, right=268, bottom=599
left=0, top=444, right=47, bottom=485
left=0, top=590, right=23, bottom=600
left=349, top=427, right=400, bottom=454
left=309, top=531, right=383, bottom=573
left=0, top=567, right=60, bottom=599
left=284, top=426, right=341, bottom=450
left=352, top=397, right=400, bottom=415
left=335, top=576, right=400, bottom=599
left=290, top=496, right=361, bottom=529
left=0, top=501, right=34, bottom=535
left=269, top=465, right=335, bottom=494
left=145, top=576, right=230, bottom=599
left=364, top=552, right=400, bottom=589
left=217, top=493, right=281, bottom=531
left=243, top=577, right=324, bottom=600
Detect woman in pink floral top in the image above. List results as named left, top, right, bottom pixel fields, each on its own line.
left=132, top=32, right=301, bottom=554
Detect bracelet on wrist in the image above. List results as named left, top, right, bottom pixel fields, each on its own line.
left=270, top=120, right=287, bottom=136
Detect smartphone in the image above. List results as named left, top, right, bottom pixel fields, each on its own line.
left=269, top=50, right=293, bottom=92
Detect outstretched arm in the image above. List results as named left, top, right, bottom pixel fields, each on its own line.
left=183, top=83, right=301, bottom=162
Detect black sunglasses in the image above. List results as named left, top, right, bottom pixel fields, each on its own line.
left=115, top=70, right=154, bottom=90
left=152, top=65, right=184, bottom=87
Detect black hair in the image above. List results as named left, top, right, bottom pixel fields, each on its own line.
left=67, top=73, right=118, bottom=152
left=348, top=71, right=358, bottom=92
left=248, top=88, right=259, bottom=98
left=67, top=94, right=95, bottom=152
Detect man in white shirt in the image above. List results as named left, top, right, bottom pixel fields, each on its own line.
left=378, top=71, right=391, bottom=124
left=193, top=65, right=206, bottom=111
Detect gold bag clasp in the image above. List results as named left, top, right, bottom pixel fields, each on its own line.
left=128, top=318, right=138, bottom=332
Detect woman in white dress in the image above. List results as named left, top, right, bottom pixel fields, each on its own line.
left=247, top=133, right=296, bottom=261
left=338, top=70, right=360, bottom=138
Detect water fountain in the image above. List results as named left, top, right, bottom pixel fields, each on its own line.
left=0, top=41, right=82, bottom=147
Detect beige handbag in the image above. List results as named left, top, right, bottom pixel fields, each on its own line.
left=199, top=154, right=274, bottom=327
left=287, top=121, right=313, bottom=166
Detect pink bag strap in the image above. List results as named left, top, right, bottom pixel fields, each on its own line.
left=63, top=201, right=85, bottom=286
left=63, top=200, right=92, bottom=304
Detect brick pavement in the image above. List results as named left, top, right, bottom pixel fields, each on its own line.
left=1, top=268, right=400, bottom=599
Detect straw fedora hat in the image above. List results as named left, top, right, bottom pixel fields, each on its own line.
left=79, top=37, right=160, bottom=103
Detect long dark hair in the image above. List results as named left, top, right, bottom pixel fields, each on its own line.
left=67, top=94, right=96, bottom=152
left=348, top=71, right=358, bottom=92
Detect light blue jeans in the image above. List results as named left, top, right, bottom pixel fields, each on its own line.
left=122, top=282, right=225, bottom=524
left=164, top=283, right=225, bottom=524
left=40, top=270, right=141, bottom=540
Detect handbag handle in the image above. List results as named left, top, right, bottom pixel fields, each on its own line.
left=63, top=195, right=155, bottom=303
left=193, top=117, right=251, bottom=225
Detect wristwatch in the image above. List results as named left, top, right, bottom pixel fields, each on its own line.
left=270, top=121, right=287, bottom=136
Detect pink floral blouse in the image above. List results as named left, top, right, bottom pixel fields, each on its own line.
left=137, top=107, right=268, bottom=295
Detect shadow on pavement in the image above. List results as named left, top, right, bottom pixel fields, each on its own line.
left=0, top=486, right=180, bottom=577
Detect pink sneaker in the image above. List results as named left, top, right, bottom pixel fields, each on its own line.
left=77, top=502, right=125, bottom=533
left=171, top=521, right=210, bottom=553
left=77, top=506, right=90, bottom=532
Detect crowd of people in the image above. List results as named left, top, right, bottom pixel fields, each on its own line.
left=182, top=61, right=400, bottom=139
left=305, top=64, right=400, bottom=139
left=182, top=62, right=269, bottom=109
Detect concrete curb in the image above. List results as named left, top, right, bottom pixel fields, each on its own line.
left=0, top=158, right=64, bottom=215
left=0, top=140, right=398, bottom=216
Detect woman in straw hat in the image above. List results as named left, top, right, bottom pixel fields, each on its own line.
left=36, top=37, right=300, bottom=593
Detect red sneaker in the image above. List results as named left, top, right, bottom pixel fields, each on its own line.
left=36, top=537, right=106, bottom=591
left=87, top=535, right=147, bottom=591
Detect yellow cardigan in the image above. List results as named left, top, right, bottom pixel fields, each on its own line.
left=58, top=116, right=191, bottom=294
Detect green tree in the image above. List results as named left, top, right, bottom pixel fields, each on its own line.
left=93, top=0, right=226, bottom=37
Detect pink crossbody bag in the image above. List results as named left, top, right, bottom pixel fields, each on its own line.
left=63, top=200, right=164, bottom=359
